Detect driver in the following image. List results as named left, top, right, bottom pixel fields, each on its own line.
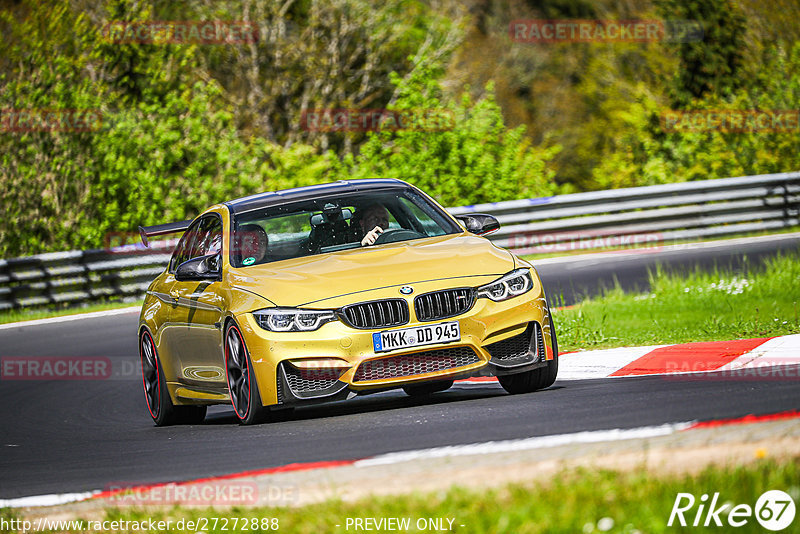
left=357, top=204, right=390, bottom=246
left=235, top=224, right=268, bottom=265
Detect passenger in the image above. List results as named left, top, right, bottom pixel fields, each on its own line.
left=235, top=224, right=268, bottom=265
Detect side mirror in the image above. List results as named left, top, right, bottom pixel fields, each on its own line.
left=175, top=254, right=220, bottom=281
left=454, top=213, right=500, bottom=236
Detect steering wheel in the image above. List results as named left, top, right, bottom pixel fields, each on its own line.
left=373, top=228, right=425, bottom=245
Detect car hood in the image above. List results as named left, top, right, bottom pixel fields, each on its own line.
left=228, top=233, right=516, bottom=308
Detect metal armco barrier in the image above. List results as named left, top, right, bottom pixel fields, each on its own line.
left=450, top=171, right=800, bottom=255
left=0, top=247, right=173, bottom=311
left=1, top=172, right=799, bottom=310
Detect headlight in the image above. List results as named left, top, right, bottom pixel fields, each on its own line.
left=477, top=269, right=534, bottom=302
left=253, top=308, right=337, bottom=332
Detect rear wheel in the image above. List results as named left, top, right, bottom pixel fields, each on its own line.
left=498, top=316, right=558, bottom=394
left=403, top=380, right=454, bottom=397
left=225, top=322, right=268, bottom=425
left=140, top=330, right=206, bottom=426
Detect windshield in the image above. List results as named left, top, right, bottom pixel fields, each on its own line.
left=230, top=189, right=461, bottom=267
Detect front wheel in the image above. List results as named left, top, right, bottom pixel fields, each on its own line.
left=140, top=329, right=207, bottom=426
left=498, top=317, right=558, bottom=394
left=225, top=322, right=268, bottom=425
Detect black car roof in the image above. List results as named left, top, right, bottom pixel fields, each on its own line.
left=224, top=179, right=411, bottom=214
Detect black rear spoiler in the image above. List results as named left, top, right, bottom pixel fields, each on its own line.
left=138, top=220, right=193, bottom=247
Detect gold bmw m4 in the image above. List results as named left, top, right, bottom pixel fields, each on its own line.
left=138, top=179, right=558, bottom=425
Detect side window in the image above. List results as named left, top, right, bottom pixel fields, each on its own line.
left=168, top=216, right=222, bottom=272
left=399, top=197, right=446, bottom=237
left=205, top=218, right=223, bottom=256
left=189, top=216, right=222, bottom=259
left=169, top=220, right=202, bottom=272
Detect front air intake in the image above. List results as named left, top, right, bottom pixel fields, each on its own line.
left=339, top=299, right=409, bottom=329
left=414, top=288, right=475, bottom=322
left=353, top=346, right=480, bottom=382
left=484, top=322, right=541, bottom=366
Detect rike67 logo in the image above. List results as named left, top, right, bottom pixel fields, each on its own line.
left=669, top=490, right=796, bottom=531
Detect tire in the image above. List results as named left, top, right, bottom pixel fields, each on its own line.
left=403, top=379, right=454, bottom=397
left=140, top=329, right=207, bottom=426
left=225, top=321, right=268, bottom=425
left=498, top=317, right=559, bottom=394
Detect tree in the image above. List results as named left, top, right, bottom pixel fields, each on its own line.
left=656, top=0, right=748, bottom=104
left=344, top=66, right=561, bottom=205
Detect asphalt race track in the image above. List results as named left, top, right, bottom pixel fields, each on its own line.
left=1, top=234, right=799, bottom=499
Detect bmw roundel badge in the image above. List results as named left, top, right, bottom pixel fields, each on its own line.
left=399, top=286, right=414, bottom=295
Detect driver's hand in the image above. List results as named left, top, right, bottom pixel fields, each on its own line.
left=361, top=226, right=384, bottom=246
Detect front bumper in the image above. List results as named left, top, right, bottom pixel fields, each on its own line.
left=235, top=283, right=554, bottom=407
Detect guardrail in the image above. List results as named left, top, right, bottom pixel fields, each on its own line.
left=1, top=172, right=798, bottom=311
left=0, top=248, right=173, bottom=311
left=450, top=171, right=800, bottom=255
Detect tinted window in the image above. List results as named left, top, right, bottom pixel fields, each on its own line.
left=230, top=189, right=459, bottom=267
left=189, top=216, right=222, bottom=259
left=169, top=220, right=201, bottom=272
left=169, top=216, right=222, bottom=272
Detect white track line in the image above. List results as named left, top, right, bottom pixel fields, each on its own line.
left=355, top=422, right=693, bottom=467
left=0, top=423, right=692, bottom=508
left=0, top=306, right=141, bottom=330
left=0, top=491, right=99, bottom=508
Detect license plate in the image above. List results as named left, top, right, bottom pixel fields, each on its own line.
left=372, top=321, right=460, bottom=353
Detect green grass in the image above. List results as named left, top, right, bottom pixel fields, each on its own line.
left=553, top=252, right=800, bottom=351
left=0, top=299, right=142, bottom=325
left=3, top=458, right=798, bottom=533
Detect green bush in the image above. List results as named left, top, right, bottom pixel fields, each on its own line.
left=0, top=1, right=560, bottom=256
left=2, top=0, right=799, bottom=257
left=590, top=41, right=800, bottom=190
